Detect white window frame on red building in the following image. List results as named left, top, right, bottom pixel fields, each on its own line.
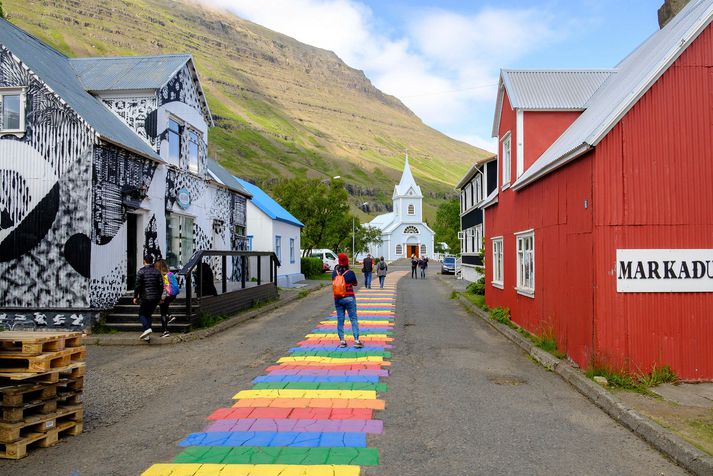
left=501, top=131, right=511, bottom=189
left=515, top=230, right=535, bottom=297
left=491, top=237, right=504, bottom=289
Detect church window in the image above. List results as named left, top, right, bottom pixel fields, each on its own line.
left=404, top=226, right=419, bottom=234
left=420, top=244, right=427, bottom=255
left=407, top=204, right=415, bottom=215
left=395, top=244, right=403, bottom=255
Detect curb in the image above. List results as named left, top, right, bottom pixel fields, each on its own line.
left=450, top=288, right=713, bottom=476
left=86, top=283, right=330, bottom=346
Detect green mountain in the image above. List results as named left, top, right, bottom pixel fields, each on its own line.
left=4, top=0, right=490, bottom=220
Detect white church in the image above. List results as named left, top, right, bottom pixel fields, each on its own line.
left=365, top=157, right=435, bottom=261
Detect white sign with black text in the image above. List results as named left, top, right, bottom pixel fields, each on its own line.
left=616, top=249, right=713, bottom=293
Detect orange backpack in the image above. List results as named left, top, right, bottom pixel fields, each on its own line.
left=332, top=269, right=348, bottom=298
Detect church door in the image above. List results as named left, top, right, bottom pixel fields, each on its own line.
left=407, top=244, right=419, bottom=258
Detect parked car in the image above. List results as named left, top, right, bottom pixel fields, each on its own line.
left=441, top=256, right=458, bottom=275
left=307, top=249, right=339, bottom=271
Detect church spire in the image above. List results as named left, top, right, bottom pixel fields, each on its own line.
left=394, top=153, right=422, bottom=197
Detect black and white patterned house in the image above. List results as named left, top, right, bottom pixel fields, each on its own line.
left=0, top=19, right=250, bottom=330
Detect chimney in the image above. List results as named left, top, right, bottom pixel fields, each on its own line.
left=658, top=0, right=691, bottom=28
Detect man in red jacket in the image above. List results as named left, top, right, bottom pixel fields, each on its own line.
left=332, top=253, right=363, bottom=348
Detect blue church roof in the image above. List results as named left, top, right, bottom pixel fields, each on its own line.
left=235, top=177, right=304, bottom=228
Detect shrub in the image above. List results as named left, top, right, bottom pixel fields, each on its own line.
left=489, top=307, right=512, bottom=326
left=466, top=277, right=486, bottom=295
left=301, top=257, right=324, bottom=279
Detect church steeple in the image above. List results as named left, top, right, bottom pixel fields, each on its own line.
left=394, top=154, right=422, bottom=199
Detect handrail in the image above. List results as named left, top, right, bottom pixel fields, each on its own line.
left=177, top=250, right=281, bottom=320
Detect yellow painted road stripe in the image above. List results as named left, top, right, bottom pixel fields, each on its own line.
left=278, top=356, right=385, bottom=363
left=142, top=463, right=361, bottom=476
left=233, top=389, right=377, bottom=400
left=304, top=334, right=391, bottom=340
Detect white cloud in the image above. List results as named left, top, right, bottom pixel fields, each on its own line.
left=205, top=1, right=570, bottom=146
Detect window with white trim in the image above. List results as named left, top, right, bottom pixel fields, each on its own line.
left=407, top=204, right=415, bottom=215
left=404, top=225, right=419, bottom=234
left=492, top=238, right=503, bottom=286
left=168, top=118, right=181, bottom=164
left=289, top=238, right=295, bottom=263
left=516, top=231, right=534, bottom=294
left=395, top=244, right=403, bottom=255
left=473, top=224, right=483, bottom=254
left=420, top=244, right=427, bottom=256
left=501, top=133, right=511, bottom=187
left=474, top=174, right=483, bottom=204
left=275, top=236, right=282, bottom=262
left=0, top=88, right=25, bottom=133
left=187, top=128, right=200, bottom=174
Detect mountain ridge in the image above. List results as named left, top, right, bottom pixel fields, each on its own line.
left=3, top=0, right=491, bottom=219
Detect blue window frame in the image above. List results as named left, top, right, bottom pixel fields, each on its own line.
left=275, top=236, right=282, bottom=262
left=290, top=238, right=295, bottom=263
left=247, top=235, right=253, bottom=251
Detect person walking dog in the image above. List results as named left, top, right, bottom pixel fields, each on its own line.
left=376, top=256, right=388, bottom=289
left=362, top=254, right=374, bottom=289
left=133, top=254, right=163, bottom=342
left=332, top=253, right=363, bottom=348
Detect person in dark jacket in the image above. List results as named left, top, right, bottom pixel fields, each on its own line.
left=361, top=254, right=374, bottom=289
left=411, top=254, right=419, bottom=279
left=376, top=256, right=388, bottom=289
left=332, top=253, right=363, bottom=348
left=195, top=262, right=218, bottom=297
left=419, top=256, right=429, bottom=278
left=133, top=254, right=164, bottom=342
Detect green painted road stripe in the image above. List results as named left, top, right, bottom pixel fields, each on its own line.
left=174, top=446, right=380, bottom=465
left=251, top=381, right=389, bottom=392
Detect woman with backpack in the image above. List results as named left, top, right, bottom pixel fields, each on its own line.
left=332, top=253, right=363, bottom=348
left=376, top=256, right=388, bottom=289
left=155, top=259, right=180, bottom=338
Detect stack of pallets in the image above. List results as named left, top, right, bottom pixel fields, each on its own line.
left=0, top=331, right=85, bottom=459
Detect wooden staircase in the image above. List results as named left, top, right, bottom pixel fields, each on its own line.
left=100, top=294, right=199, bottom=333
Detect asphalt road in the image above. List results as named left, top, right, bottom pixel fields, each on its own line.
left=0, top=269, right=686, bottom=475
left=367, top=269, right=685, bottom=475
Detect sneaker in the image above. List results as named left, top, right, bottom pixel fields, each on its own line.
left=167, top=315, right=176, bottom=324
left=139, top=329, right=152, bottom=340
left=354, top=340, right=364, bottom=349
left=161, top=331, right=170, bottom=338
left=339, top=341, right=347, bottom=348
left=142, top=335, right=151, bottom=342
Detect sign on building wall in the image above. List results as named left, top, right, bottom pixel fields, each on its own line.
left=616, top=249, right=713, bottom=293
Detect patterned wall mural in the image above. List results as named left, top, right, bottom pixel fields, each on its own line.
left=102, top=96, right=158, bottom=146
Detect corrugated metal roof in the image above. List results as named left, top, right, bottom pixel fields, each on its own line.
left=456, top=155, right=496, bottom=190
left=234, top=177, right=304, bottom=228
left=514, top=0, right=713, bottom=189
left=206, top=159, right=252, bottom=198
left=0, top=19, right=160, bottom=160
left=69, top=55, right=190, bottom=91
left=502, top=69, right=615, bottom=110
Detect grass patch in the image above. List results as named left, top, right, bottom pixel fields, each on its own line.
left=461, top=292, right=485, bottom=309
left=311, top=272, right=333, bottom=281
left=532, top=324, right=567, bottom=359
left=586, top=363, right=678, bottom=394
left=297, top=289, right=311, bottom=299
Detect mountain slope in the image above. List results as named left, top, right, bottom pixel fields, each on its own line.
left=3, top=0, right=491, bottom=219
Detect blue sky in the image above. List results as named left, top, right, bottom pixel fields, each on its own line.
left=209, top=0, right=663, bottom=152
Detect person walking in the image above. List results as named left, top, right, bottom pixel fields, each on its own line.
left=411, top=254, right=419, bottom=279
left=362, top=254, right=374, bottom=289
left=419, top=255, right=429, bottom=279
left=376, top=256, right=388, bottom=289
left=155, top=259, right=180, bottom=338
left=332, top=253, right=363, bottom=348
left=133, top=254, right=163, bottom=342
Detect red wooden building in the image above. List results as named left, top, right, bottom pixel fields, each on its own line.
left=484, top=0, right=713, bottom=380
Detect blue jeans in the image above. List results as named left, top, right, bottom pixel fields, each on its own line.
left=363, top=272, right=373, bottom=289
left=334, top=296, right=359, bottom=341
left=378, top=275, right=385, bottom=288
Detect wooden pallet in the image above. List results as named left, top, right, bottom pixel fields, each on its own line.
left=0, top=398, right=57, bottom=424
left=0, top=382, right=58, bottom=407
left=0, top=405, right=83, bottom=443
left=0, top=347, right=86, bottom=374
left=0, top=362, right=86, bottom=384
left=0, top=419, right=82, bottom=459
left=0, top=332, right=83, bottom=355
left=56, top=389, right=82, bottom=406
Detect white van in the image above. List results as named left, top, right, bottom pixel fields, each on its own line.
left=307, top=249, right=339, bottom=271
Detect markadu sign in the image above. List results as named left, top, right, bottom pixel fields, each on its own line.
left=617, top=249, right=713, bottom=293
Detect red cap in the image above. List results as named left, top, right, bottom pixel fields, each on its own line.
left=338, top=253, right=349, bottom=266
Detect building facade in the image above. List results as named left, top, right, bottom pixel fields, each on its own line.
left=0, top=20, right=249, bottom=329
left=366, top=158, right=435, bottom=261
left=456, top=156, right=497, bottom=282
left=484, top=0, right=713, bottom=380
left=234, top=177, right=305, bottom=287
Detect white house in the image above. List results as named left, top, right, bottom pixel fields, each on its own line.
left=366, top=157, right=435, bottom=261
left=235, top=178, right=305, bottom=287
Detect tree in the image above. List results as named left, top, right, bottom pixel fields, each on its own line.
left=272, top=178, right=350, bottom=255
left=433, top=199, right=461, bottom=254
left=0, top=2, right=5, bottom=18
left=354, top=225, right=383, bottom=255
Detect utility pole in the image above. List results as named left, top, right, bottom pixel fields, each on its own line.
left=352, top=216, right=355, bottom=265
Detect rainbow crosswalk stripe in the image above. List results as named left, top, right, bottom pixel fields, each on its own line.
left=142, top=273, right=404, bottom=476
